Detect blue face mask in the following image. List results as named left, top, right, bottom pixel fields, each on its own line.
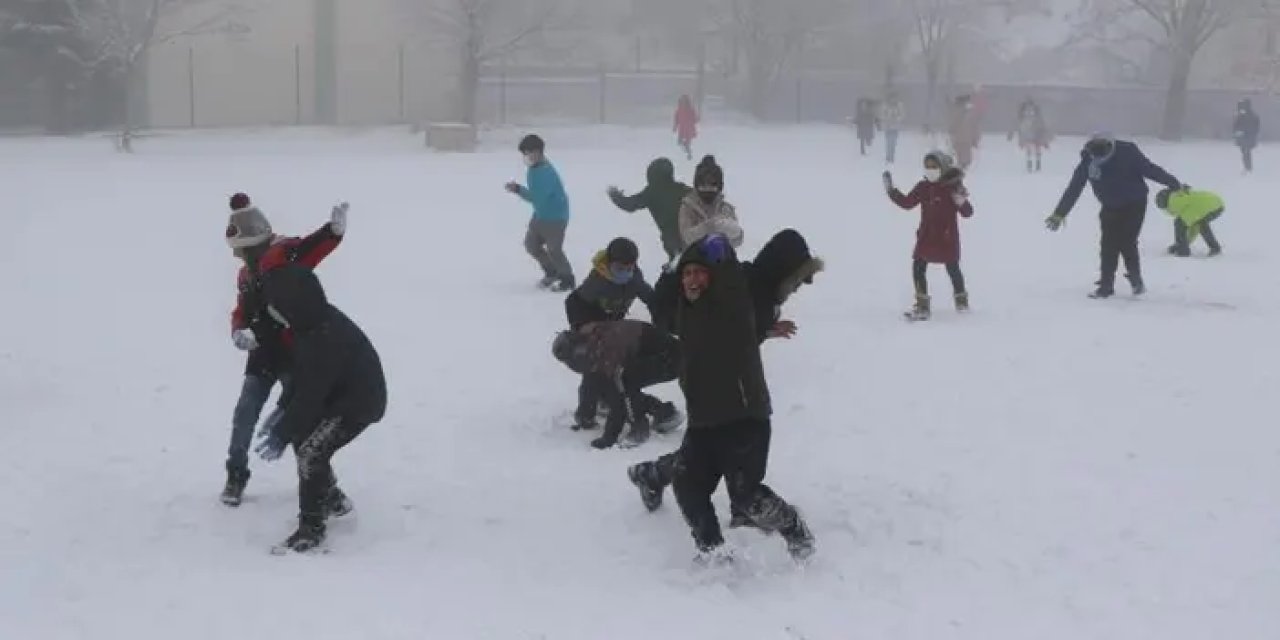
left=609, top=264, right=635, bottom=284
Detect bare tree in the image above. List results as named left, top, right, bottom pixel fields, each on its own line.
left=1070, top=0, right=1245, bottom=139
left=413, top=0, right=577, bottom=126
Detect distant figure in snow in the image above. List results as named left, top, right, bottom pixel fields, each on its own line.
left=853, top=98, right=880, bottom=156
left=880, top=92, right=907, bottom=164
left=1156, top=186, right=1224, bottom=258
left=221, top=193, right=346, bottom=508
left=506, top=134, right=575, bottom=292
left=674, top=95, right=699, bottom=161
left=607, top=157, right=692, bottom=261
left=1009, top=97, right=1051, bottom=173
left=1045, top=133, right=1183, bottom=299
left=883, top=151, right=974, bottom=321
left=1232, top=99, right=1261, bottom=174
left=949, top=94, right=982, bottom=170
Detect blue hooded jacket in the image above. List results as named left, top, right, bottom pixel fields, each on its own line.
left=517, top=160, right=571, bottom=221
left=1053, top=138, right=1181, bottom=216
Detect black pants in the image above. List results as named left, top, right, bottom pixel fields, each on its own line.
left=1241, top=145, right=1254, bottom=172
left=1173, top=210, right=1222, bottom=252
left=913, top=260, right=965, bottom=296
left=296, top=417, right=368, bottom=522
left=672, top=418, right=799, bottom=551
left=1098, top=202, right=1147, bottom=289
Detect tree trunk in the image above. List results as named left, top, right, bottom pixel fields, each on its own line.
left=459, top=47, right=481, bottom=126
left=923, top=56, right=939, bottom=133
left=1160, top=50, right=1193, bottom=140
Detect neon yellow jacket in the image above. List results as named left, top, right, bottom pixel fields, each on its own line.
left=1164, top=189, right=1224, bottom=226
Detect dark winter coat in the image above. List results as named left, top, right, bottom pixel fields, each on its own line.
left=261, top=263, right=386, bottom=445
left=889, top=169, right=974, bottom=264
left=608, top=159, right=691, bottom=258
left=232, top=223, right=343, bottom=377
left=1234, top=104, right=1261, bottom=150
left=564, top=250, right=655, bottom=330
left=854, top=100, right=879, bottom=139
left=674, top=242, right=771, bottom=429
left=553, top=319, right=675, bottom=377
left=1053, top=139, right=1181, bottom=217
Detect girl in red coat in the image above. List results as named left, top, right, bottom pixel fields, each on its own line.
left=673, top=95, right=699, bottom=160
left=883, top=151, right=974, bottom=321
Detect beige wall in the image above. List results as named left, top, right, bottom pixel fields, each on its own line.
left=146, top=0, right=459, bottom=128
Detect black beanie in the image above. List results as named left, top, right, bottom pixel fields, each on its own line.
left=694, top=155, right=723, bottom=190
left=605, top=237, right=639, bottom=264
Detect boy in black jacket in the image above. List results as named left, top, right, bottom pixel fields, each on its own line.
left=253, top=263, right=387, bottom=553
left=629, top=229, right=822, bottom=530
left=552, top=319, right=683, bottom=449
left=564, top=237, right=677, bottom=432
left=650, top=234, right=814, bottom=561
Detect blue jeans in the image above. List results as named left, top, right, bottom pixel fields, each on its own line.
left=885, top=130, right=900, bottom=164
left=227, top=373, right=287, bottom=477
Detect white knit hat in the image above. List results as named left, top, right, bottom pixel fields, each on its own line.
left=225, top=193, right=272, bottom=249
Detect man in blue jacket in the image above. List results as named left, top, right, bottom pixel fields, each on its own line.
left=1045, top=133, right=1182, bottom=298
left=506, top=134, right=575, bottom=291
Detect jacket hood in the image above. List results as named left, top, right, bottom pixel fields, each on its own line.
left=261, top=263, right=332, bottom=334
left=646, top=158, right=676, bottom=186
left=751, top=229, right=824, bottom=304
left=1238, top=99, right=1254, bottom=112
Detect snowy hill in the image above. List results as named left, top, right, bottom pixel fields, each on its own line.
left=1, top=125, right=1277, bottom=640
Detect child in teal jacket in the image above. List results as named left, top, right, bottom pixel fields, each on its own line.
left=506, top=134, right=575, bottom=290
left=1155, top=187, right=1224, bottom=257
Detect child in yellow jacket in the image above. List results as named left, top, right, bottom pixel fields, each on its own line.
left=1156, top=187, right=1224, bottom=257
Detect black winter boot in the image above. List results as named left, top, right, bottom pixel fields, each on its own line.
left=220, top=470, right=249, bottom=507
left=627, top=462, right=664, bottom=512
left=1125, top=272, right=1146, bottom=296
left=650, top=402, right=685, bottom=434
left=324, top=486, right=353, bottom=519
left=277, top=515, right=326, bottom=553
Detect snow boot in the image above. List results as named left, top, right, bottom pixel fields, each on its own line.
left=1125, top=273, right=1146, bottom=296
left=1088, top=286, right=1115, bottom=299
left=621, top=416, right=652, bottom=449
left=650, top=402, right=685, bottom=434
left=323, top=486, right=353, bottom=519
left=571, top=416, right=598, bottom=431
left=627, top=462, right=664, bottom=512
left=904, top=294, right=931, bottom=321
left=781, top=513, right=816, bottom=561
left=1168, top=244, right=1191, bottom=257
left=549, top=276, right=575, bottom=293
left=277, top=515, right=326, bottom=553
left=954, top=292, right=970, bottom=312
left=536, top=274, right=557, bottom=290
left=1208, top=246, right=1222, bottom=257
left=220, top=470, right=249, bottom=507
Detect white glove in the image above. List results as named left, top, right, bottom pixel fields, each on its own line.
left=232, top=328, right=258, bottom=351
left=330, top=202, right=349, bottom=235
left=952, top=192, right=968, bottom=207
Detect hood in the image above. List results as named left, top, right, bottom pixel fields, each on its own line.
left=261, top=263, right=332, bottom=334
left=940, top=167, right=965, bottom=186
left=646, top=158, right=675, bottom=186
left=1238, top=99, right=1254, bottom=113
left=751, top=229, right=824, bottom=304
left=923, top=150, right=955, bottom=171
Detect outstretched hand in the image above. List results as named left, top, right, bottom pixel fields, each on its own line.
left=504, top=181, right=522, bottom=194
left=767, top=320, right=798, bottom=339
left=606, top=186, right=623, bottom=198
left=330, top=202, right=349, bottom=235
left=1045, top=213, right=1066, bottom=232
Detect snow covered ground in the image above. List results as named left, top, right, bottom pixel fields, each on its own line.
left=2, top=124, right=1277, bottom=640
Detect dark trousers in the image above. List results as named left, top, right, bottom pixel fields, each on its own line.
left=295, top=417, right=369, bottom=522
left=1241, top=145, right=1254, bottom=172
left=672, top=419, right=797, bottom=551
left=913, top=259, right=965, bottom=296
left=1098, top=202, right=1147, bottom=289
left=1173, top=210, right=1222, bottom=252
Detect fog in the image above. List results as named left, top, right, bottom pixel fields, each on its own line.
left=0, top=0, right=1274, bottom=139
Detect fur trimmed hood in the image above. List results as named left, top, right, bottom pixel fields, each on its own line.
left=750, top=229, right=823, bottom=305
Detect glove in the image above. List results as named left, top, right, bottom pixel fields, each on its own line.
left=699, top=233, right=730, bottom=263
left=232, top=328, right=258, bottom=351
left=606, top=186, right=623, bottom=199
left=255, top=434, right=287, bottom=462
left=1045, top=213, right=1066, bottom=231
left=952, top=191, right=968, bottom=207
left=882, top=171, right=893, bottom=192
left=330, top=202, right=349, bottom=235
left=504, top=181, right=522, bottom=194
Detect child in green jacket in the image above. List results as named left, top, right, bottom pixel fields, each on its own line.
left=607, top=158, right=691, bottom=262
left=1156, top=187, right=1224, bottom=257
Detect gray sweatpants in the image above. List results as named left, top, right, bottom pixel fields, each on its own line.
left=525, top=218, right=574, bottom=281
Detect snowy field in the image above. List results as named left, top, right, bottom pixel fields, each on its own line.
left=2, top=123, right=1278, bottom=640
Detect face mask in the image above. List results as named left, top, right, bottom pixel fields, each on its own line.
left=924, top=168, right=942, bottom=182
left=522, top=153, right=537, bottom=167
left=608, top=264, right=635, bottom=284
left=697, top=187, right=720, bottom=204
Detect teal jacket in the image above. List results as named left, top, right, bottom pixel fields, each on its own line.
left=518, top=161, right=570, bottom=221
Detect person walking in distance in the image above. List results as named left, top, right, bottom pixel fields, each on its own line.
left=506, top=134, right=575, bottom=291
left=1232, top=99, right=1261, bottom=174
left=1045, top=133, right=1183, bottom=298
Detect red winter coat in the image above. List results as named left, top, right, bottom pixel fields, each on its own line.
left=674, top=98, right=698, bottom=142
left=888, top=170, right=973, bottom=264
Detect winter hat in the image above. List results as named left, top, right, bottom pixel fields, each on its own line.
left=225, top=193, right=272, bottom=249
left=518, top=134, right=545, bottom=154
left=646, top=157, right=675, bottom=186
left=605, top=237, right=639, bottom=264
left=694, top=155, right=724, bottom=191
left=923, top=150, right=954, bottom=169
left=753, top=229, right=825, bottom=303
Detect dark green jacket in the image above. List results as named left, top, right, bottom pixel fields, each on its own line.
left=610, top=158, right=690, bottom=255
left=675, top=243, right=772, bottom=428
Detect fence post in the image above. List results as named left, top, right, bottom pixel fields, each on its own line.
left=294, top=44, right=302, bottom=125
left=188, top=46, right=196, bottom=128
left=499, top=56, right=508, bottom=125
left=598, top=66, right=607, bottom=124
left=398, top=44, right=406, bottom=123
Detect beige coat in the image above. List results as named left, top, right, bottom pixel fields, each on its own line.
left=678, top=193, right=744, bottom=249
